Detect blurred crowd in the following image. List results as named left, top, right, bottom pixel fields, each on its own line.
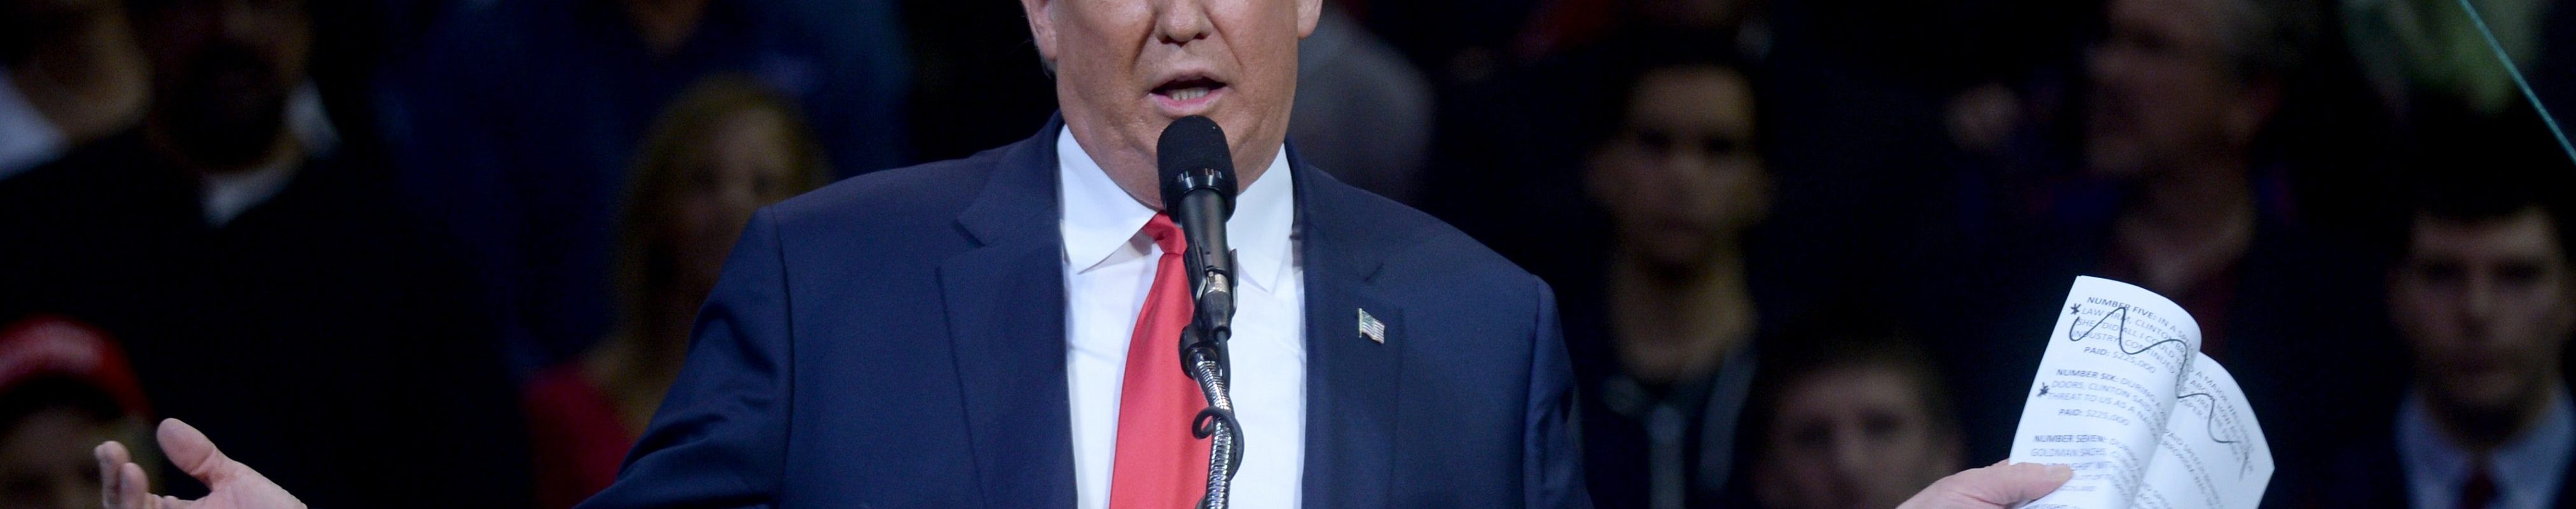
left=2, top=0, right=2573, bottom=508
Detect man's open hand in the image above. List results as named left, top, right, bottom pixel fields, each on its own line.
left=95, top=419, right=307, bottom=509
left=1897, top=461, right=2075, bottom=509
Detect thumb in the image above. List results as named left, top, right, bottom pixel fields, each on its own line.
left=1952, top=463, right=2075, bottom=505
left=1901, top=462, right=2075, bottom=508
left=156, top=419, right=249, bottom=485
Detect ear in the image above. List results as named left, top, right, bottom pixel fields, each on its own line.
left=1296, top=0, right=1322, bottom=38
left=1021, top=0, right=1061, bottom=66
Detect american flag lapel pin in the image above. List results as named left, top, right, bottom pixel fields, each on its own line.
left=1358, top=308, right=1386, bottom=344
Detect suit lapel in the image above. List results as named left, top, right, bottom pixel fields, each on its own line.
left=1292, top=150, right=1403, bottom=508
left=939, top=116, right=1077, bottom=509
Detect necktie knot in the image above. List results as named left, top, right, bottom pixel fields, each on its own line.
left=1143, top=214, right=1187, bottom=256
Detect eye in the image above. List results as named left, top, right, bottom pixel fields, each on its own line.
left=2414, top=261, right=2467, bottom=286
left=1789, top=422, right=1833, bottom=450
left=1634, top=130, right=1676, bottom=155
left=2497, top=262, right=2548, bottom=289
left=687, top=167, right=720, bottom=190
left=1863, top=412, right=1904, bottom=440
left=1702, top=136, right=1742, bottom=159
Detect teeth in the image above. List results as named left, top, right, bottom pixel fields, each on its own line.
left=1167, top=87, right=1208, bottom=101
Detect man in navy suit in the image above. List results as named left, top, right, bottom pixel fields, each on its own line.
left=92, top=0, right=2074, bottom=506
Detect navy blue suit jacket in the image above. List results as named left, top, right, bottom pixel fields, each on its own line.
left=578, top=118, right=1590, bottom=508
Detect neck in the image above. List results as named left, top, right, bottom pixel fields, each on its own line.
left=621, top=0, right=710, bottom=55
left=2425, top=384, right=2563, bottom=454
left=631, top=289, right=701, bottom=381
left=586, top=288, right=698, bottom=432
left=1059, top=116, right=1279, bottom=210
left=2130, top=157, right=2252, bottom=232
left=10, top=7, right=146, bottom=143
left=1604, top=244, right=1754, bottom=385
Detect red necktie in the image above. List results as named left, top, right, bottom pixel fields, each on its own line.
left=1108, top=214, right=1211, bottom=508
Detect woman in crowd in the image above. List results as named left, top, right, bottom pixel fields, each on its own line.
left=521, top=75, right=829, bottom=509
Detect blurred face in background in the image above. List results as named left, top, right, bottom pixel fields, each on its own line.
left=1590, top=66, right=1770, bottom=269
left=1754, top=364, right=1962, bottom=509
left=1019, top=0, right=1321, bottom=204
left=2084, top=0, right=2263, bottom=177
left=0, top=392, right=144, bottom=509
left=130, top=0, right=310, bottom=170
left=660, top=108, right=806, bottom=299
left=2391, top=209, right=2576, bottom=422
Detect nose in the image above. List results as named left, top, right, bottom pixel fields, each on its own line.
left=1830, top=429, right=1873, bottom=480
left=2463, top=272, right=2500, bottom=342
left=1155, top=0, right=1214, bottom=45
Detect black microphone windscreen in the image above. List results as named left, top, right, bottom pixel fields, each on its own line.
left=1157, top=115, right=1236, bottom=213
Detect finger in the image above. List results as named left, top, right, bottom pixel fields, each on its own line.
left=97, top=441, right=131, bottom=508
left=155, top=419, right=244, bottom=485
left=120, top=461, right=156, bottom=509
left=1946, top=462, right=2075, bottom=505
left=158, top=495, right=193, bottom=509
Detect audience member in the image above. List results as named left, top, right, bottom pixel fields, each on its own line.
left=2313, top=104, right=2576, bottom=508
left=1934, top=0, right=2404, bottom=483
left=0, top=316, right=155, bottom=509
left=0, top=0, right=529, bottom=506
left=369, top=0, right=910, bottom=375
left=1569, top=50, right=1782, bottom=509
left=0, top=0, right=146, bottom=178
left=1745, top=316, right=1964, bottom=509
left=522, top=76, right=827, bottom=509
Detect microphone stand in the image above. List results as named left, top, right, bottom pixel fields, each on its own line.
left=1180, top=252, right=1244, bottom=509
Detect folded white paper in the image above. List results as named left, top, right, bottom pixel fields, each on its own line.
left=2006, top=276, right=2275, bottom=509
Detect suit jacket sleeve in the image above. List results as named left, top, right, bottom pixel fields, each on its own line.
left=579, top=208, right=794, bottom=509
left=1526, top=279, right=1594, bottom=508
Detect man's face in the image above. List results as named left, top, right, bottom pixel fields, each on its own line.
left=2084, top=0, right=2254, bottom=178
left=1589, top=66, right=1768, bottom=268
left=2392, top=209, right=2576, bottom=419
left=1021, top=0, right=1319, bottom=206
left=1755, top=365, right=1961, bottom=509
left=0, top=408, right=137, bottom=509
left=132, top=0, right=310, bottom=169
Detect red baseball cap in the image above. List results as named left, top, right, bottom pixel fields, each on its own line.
left=0, top=315, right=151, bottom=419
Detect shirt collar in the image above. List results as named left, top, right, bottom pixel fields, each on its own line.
left=2397, top=384, right=2576, bottom=508
left=1056, top=126, right=1297, bottom=293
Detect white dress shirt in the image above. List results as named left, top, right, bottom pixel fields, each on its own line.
left=198, top=83, right=340, bottom=227
left=1059, top=127, right=1306, bottom=509
left=2397, top=384, right=2576, bottom=509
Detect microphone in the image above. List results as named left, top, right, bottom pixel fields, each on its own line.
left=1156, top=115, right=1246, bottom=509
left=1157, top=115, right=1238, bottom=341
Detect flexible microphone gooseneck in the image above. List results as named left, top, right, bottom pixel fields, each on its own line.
left=1157, top=115, right=1244, bottom=509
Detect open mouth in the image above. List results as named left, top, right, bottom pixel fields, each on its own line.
left=1153, top=76, right=1228, bottom=103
